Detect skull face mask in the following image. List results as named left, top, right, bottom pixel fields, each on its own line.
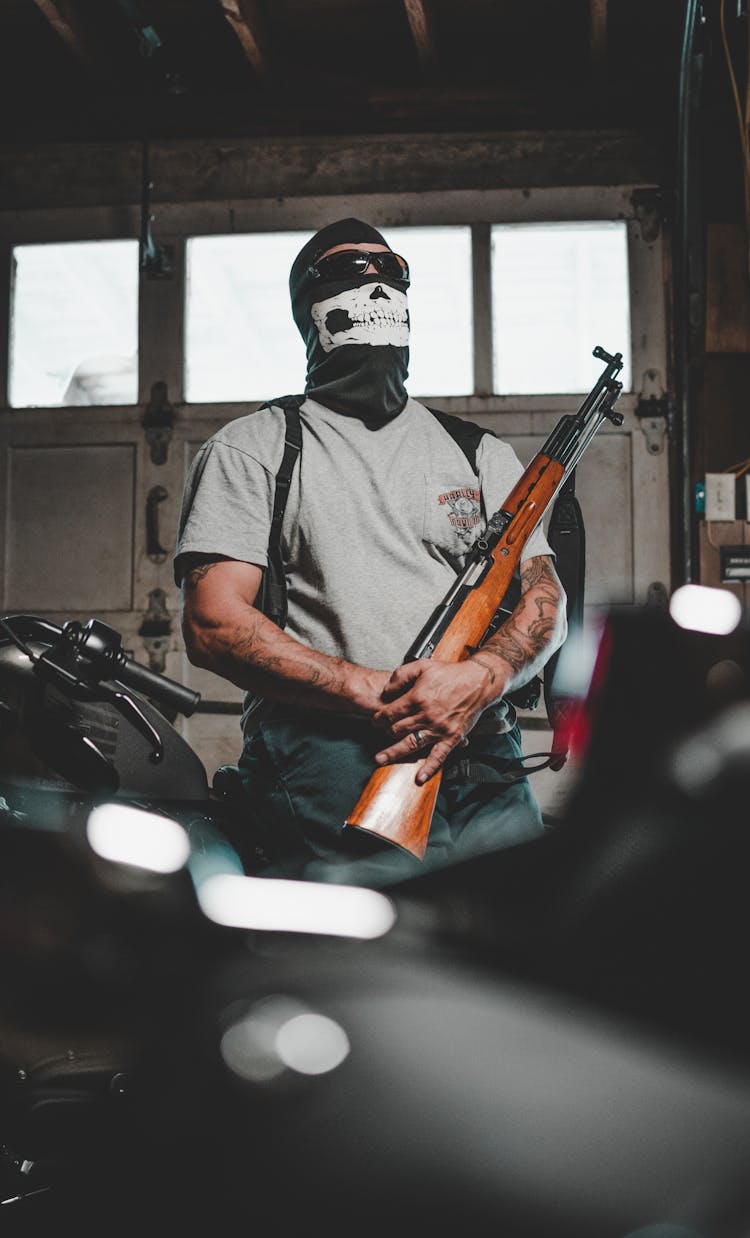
left=311, top=283, right=410, bottom=353
left=289, top=218, right=411, bottom=425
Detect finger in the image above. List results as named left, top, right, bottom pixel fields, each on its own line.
left=373, top=694, right=424, bottom=727
left=383, top=713, right=428, bottom=740
left=374, top=729, right=429, bottom=765
left=373, top=707, right=410, bottom=730
left=416, top=738, right=456, bottom=783
left=381, top=660, right=426, bottom=700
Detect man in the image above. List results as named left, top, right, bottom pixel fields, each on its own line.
left=174, top=218, right=567, bottom=886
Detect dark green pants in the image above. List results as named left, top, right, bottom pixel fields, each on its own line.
left=238, top=709, right=544, bottom=888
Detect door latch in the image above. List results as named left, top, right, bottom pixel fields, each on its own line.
left=146, top=485, right=168, bottom=563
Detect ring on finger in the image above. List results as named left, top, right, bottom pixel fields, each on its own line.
left=414, top=729, right=430, bottom=749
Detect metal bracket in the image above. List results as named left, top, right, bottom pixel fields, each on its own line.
left=635, top=369, right=673, bottom=455
left=631, top=188, right=665, bottom=244
left=646, top=581, right=669, bottom=608
left=140, top=138, right=174, bottom=281
left=138, top=588, right=171, bottom=675
left=142, top=380, right=174, bottom=465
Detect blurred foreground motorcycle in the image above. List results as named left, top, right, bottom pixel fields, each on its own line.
left=2, top=603, right=750, bottom=1238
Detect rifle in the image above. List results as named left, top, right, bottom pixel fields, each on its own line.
left=345, top=345, right=624, bottom=860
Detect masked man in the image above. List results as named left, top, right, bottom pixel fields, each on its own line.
left=174, top=218, right=567, bottom=886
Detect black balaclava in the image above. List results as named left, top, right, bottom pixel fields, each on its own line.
left=289, top=218, right=410, bottom=425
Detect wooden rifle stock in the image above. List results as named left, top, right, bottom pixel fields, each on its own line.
left=345, top=346, right=624, bottom=860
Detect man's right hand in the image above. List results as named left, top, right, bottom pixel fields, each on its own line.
left=180, top=557, right=390, bottom=717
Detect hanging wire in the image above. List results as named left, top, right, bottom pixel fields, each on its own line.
left=676, top=0, right=702, bottom=583
left=722, top=455, right=750, bottom=475
left=720, top=0, right=750, bottom=277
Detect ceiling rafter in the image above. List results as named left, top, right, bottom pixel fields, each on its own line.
left=402, top=0, right=438, bottom=74
left=219, top=0, right=269, bottom=78
left=31, top=0, right=111, bottom=78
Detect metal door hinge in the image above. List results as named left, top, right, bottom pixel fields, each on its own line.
left=631, top=188, right=665, bottom=243
left=142, top=380, right=174, bottom=465
left=138, top=588, right=172, bottom=674
left=635, top=369, right=673, bottom=455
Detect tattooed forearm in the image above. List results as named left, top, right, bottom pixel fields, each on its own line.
left=231, top=630, right=351, bottom=703
left=468, top=555, right=567, bottom=703
left=518, top=554, right=553, bottom=590
left=182, top=573, right=387, bottom=715
left=217, top=616, right=342, bottom=691
left=471, top=654, right=498, bottom=685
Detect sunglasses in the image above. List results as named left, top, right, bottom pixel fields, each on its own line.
left=309, top=249, right=410, bottom=284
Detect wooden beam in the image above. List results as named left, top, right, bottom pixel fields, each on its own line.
left=32, top=0, right=109, bottom=77
left=402, top=0, right=438, bottom=73
left=219, top=0, right=268, bottom=78
left=589, top=0, right=608, bottom=73
left=0, top=131, right=664, bottom=214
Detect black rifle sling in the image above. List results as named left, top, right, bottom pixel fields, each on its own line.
left=542, top=468, right=586, bottom=770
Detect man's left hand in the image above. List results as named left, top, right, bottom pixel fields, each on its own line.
left=372, top=658, right=504, bottom=784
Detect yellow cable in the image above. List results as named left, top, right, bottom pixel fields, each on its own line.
left=720, top=0, right=750, bottom=275
left=721, top=0, right=749, bottom=157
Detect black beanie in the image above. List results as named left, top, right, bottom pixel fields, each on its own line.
left=288, top=218, right=410, bottom=424
left=289, top=218, right=392, bottom=334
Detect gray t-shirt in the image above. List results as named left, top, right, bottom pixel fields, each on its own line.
left=175, top=396, right=553, bottom=674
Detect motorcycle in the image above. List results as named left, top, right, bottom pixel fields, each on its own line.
left=0, top=612, right=264, bottom=870
left=2, top=607, right=750, bottom=1238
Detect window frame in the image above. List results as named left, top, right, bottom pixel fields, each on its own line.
left=0, top=184, right=665, bottom=422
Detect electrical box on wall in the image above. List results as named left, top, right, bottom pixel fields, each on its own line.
left=720, top=545, right=750, bottom=583
left=704, top=473, right=736, bottom=521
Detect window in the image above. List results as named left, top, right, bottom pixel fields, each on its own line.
left=184, top=225, right=473, bottom=402
left=387, top=225, right=472, bottom=396
left=9, top=240, right=139, bottom=407
left=184, top=232, right=310, bottom=403
left=8, top=218, right=634, bottom=410
left=491, top=221, right=632, bottom=394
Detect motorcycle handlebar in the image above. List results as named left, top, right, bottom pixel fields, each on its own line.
left=115, top=656, right=201, bottom=718
left=0, top=615, right=202, bottom=719
left=59, top=618, right=201, bottom=718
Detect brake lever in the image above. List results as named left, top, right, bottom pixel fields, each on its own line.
left=108, top=684, right=164, bottom=765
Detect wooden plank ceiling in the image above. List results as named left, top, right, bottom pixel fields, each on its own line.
left=0, top=0, right=686, bottom=144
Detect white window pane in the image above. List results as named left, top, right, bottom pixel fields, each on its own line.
left=491, top=222, right=631, bottom=394
left=185, top=232, right=310, bottom=403
left=185, top=226, right=472, bottom=404
left=10, top=241, right=138, bottom=407
left=388, top=225, right=472, bottom=397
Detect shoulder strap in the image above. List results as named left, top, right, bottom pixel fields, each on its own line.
left=426, top=406, right=495, bottom=474
left=256, top=396, right=304, bottom=628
